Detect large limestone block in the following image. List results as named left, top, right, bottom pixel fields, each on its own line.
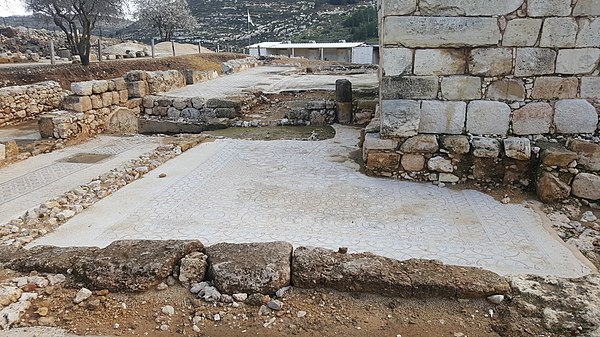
left=418, top=100, right=466, bottom=134
left=383, top=16, right=501, bottom=48
left=556, top=49, right=600, bottom=75
left=441, top=76, right=481, bottom=100
left=515, top=48, right=556, bottom=76
left=91, top=80, right=109, bottom=94
left=554, top=99, right=598, bottom=134
left=70, top=81, right=94, bottom=96
left=419, top=0, right=523, bottom=16
left=400, top=134, right=439, bottom=153
left=502, top=19, right=542, bottom=47
left=527, top=0, right=572, bottom=17
left=291, top=247, right=509, bottom=298
left=576, top=18, right=600, bottom=47
left=573, top=0, right=600, bottom=16
left=206, top=242, right=293, bottom=294
left=363, top=132, right=398, bottom=151
left=572, top=173, right=600, bottom=200
left=414, top=49, right=466, bottom=75
left=381, top=0, right=416, bottom=16
left=380, top=100, right=421, bottom=137
left=62, top=95, right=92, bottom=112
left=511, top=102, right=553, bottom=135
left=380, top=76, right=438, bottom=100
left=581, top=77, right=600, bottom=99
left=381, top=47, right=413, bottom=76
left=127, top=81, right=148, bottom=98
left=503, top=137, right=531, bottom=161
left=537, top=172, right=571, bottom=203
left=468, top=48, right=513, bottom=76
left=532, top=77, right=579, bottom=100
left=540, top=18, right=578, bottom=48
left=567, top=139, right=600, bottom=171
left=486, top=79, right=526, bottom=101
left=466, top=101, right=511, bottom=135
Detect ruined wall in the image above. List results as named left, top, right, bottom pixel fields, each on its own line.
left=0, top=81, right=63, bottom=126
left=369, top=0, right=600, bottom=202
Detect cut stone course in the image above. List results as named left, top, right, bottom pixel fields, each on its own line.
left=567, top=140, right=600, bottom=171
left=414, top=49, right=465, bottom=75
left=556, top=49, right=600, bottom=75
left=573, top=0, right=600, bottom=16
left=511, top=102, right=553, bottom=135
left=381, top=48, right=413, bottom=76
left=576, top=18, right=600, bottom=47
left=71, top=82, right=94, bottom=96
left=515, top=48, right=557, bottom=76
left=380, top=76, right=439, bottom=100
left=400, top=135, right=439, bottom=153
left=554, top=99, right=598, bottom=134
left=502, top=19, right=543, bottom=47
left=527, top=0, right=572, bottom=17
left=206, top=242, right=293, bottom=294
left=383, top=17, right=501, bottom=47
left=381, top=0, right=417, bottom=16
left=418, top=100, right=466, bottom=135
left=531, top=77, right=579, bottom=100
left=572, top=173, right=600, bottom=200
left=91, top=80, right=109, bottom=94
left=418, top=0, right=524, bottom=16
left=468, top=48, right=513, bottom=76
left=581, top=77, right=600, bottom=99
left=441, top=76, right=481, bottom=100
left=466, top=101, right=511, bottom=135
left=540, top=18, right=578, bottom=48
left=380, top=100, right=421, bottom=137
left=472, top=137, right=500, bottom=158
left=486, top=79, right=526, bottom=101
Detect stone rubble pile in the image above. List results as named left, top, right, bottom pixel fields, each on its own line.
left=282, top=100, right=336, bottom=126
left=0, top=26, right=68, bottom=61
left=221, top=57, right=259, bottom=75
left=0, top=81, right=64, bottom=126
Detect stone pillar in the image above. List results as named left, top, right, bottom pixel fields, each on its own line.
left=336, top=79, right=353, bottom=124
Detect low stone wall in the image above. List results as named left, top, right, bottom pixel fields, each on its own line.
left=0, top=81, right=64, bottom=126
left=221, top=57, right=259, bottom=74
left=282, top=100, right=337, bottom=126
left=124, top=70, right=187, bottom=98
left=183, top=70, right=219, bottom=85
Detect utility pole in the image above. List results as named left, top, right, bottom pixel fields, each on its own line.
left=151, top=38, right=155, bottom=58
left=171, top=40, right=176, bottom=57
left=49, top=40, right=55, bottom=65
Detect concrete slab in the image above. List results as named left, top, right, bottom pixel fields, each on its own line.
left=30, top=126, right=593, bottom=278
left=164, top=66, right=378, bottom=99
left=0, top=135, right=161, bottom=225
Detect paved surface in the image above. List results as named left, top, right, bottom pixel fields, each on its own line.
left=0, top=120, right=41, bottom=143
left=0, top=135, right=161, bottom=225
left=31, top=126, right=593, bottom=278
left=164, top=66, right=378, bottom=99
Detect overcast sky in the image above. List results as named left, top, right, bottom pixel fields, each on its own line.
left=1, top=0, right=30, bottom=17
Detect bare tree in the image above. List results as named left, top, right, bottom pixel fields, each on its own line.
left=136, top=0, right=196, bottom=42
left=24, top=0, right=123, bottom=65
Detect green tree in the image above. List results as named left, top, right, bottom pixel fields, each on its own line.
left=135, top=0, right=196, bottom=41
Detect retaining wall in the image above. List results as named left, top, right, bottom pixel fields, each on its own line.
left=0, top=81, right=63, bottom=126
left=368, top=0, right=600, bottom=202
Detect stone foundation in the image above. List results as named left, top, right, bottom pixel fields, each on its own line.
left=0, top=81, right=64, bottom=126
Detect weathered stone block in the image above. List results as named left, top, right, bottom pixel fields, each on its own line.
left=472, top=137, right=500, bottom=158
left=124, top=70, right=147, bottom=82
left=539, top=142, right=578, bottom=167
left=178, top=252, right=207, bottom=287
left=90, top=95, right=102, bottom=109
left=502, top=19, right=542, bottom=47
left=363, top=132, right=398, bottom=151
left=486, top=79, right=526, bottom=101
left=514, top=48, right=556, bottom=76
left=92, top=80, right=109, bottom=94
left=531, top=77, right=579, bottom=100
left=367, top=152, right=400, bottom=170
left=441, top=135, right=470, bottom=154
left=101, top=92, right=112, bottom=107
left=556, top=49, right=600, bottom=74
left=206, top=242, right=293, bottom=294
left=112, top=91, right=120, bottom=106
left=503, top=137, right=531, bottom=160
left=576, top=18, right=600, bottom=47
left=468, top=48, right=513, bottom=76
left=573, top=0, right=600, bottom=16
left=567, top=139, right=600, bottom=171
left=527, top=0, right=572, bottom=17
left=419, top=0, right=524, bottom=16
left=511, top=102, right=553, bottom=135
left=439, top=173, right=460, bottom=183
left=172, top=98, right=190, bottom=110
left=127, top=81, right=148, bottom=98
left=381, top=48, right=413, bottom=76
left=401, top=154, right=425, bottom=171
left=414, top=49, right=466, bottom=75
left=581, top=77, right=600, bottom=99
left=441, top=76, right=481, bottom=100
left=540, top=18, right=578, bottom=48
left=381, top=0, right=416, bottom=16
left=383, top=17, right=501, bottom=47
left=400, top=135, right=439, bottom=153
left=554, top=99, right=598, bottom=134
left=206, top=98, right=241, bottom=109
left=71, top=81, right=94, bottom=96
left=466, top=101, right=511, bottom=135
left=418, top=100, right=466, bottom=134
left=119, top=90, right=129, bottom=103
left=215, top=108, right=237, bottom=118
left=63, top=95, right=92, bottom=112
left=380, top=100, right=421, bottom=137
left=428, top=156, right=453, bottom=173
left=112, top=78, right=127, bottom=91
left=572, top=173, right=600, bottom=200
left=537, top=172, right=571, bottom=203
left=380, top=76, right=439, bottom=100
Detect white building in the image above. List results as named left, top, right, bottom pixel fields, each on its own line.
left=248, top=41, right=379, bottom=64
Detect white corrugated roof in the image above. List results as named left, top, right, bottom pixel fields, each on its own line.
left=248, top=41, right=367, bottom=49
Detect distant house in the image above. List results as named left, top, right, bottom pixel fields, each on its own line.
left=247, top=41, right=379, bottom=64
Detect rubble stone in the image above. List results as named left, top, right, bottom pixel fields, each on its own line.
left=572, top=173, right=600, bottom=200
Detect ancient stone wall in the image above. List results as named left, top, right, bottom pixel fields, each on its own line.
left=0, top=81, right=63, bottom=126
left=368, top=0, right=600, bottom=203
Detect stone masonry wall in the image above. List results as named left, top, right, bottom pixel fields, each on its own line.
left=368, top=0, right=600, bottom=203
left=0, top=81, right=64, bottom=126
